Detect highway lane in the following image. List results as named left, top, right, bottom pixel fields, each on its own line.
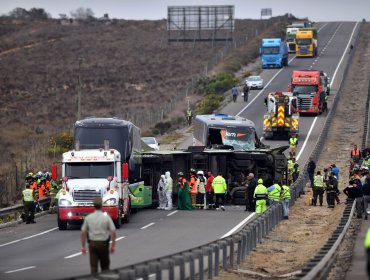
left=0, top=207, right=254, bottom=279
left=0, top=21, right=360, bottom=280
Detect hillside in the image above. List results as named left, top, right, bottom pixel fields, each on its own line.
left=0, top=15, right=291, bottom=174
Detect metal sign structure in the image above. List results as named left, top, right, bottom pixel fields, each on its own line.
left=261, top=8, right=272, bottom=19
left=167, top=5, right=234, bottom=42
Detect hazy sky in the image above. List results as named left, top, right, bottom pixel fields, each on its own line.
left=0, top=0, right=368, bottom=21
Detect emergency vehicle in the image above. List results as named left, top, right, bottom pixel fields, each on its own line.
left=263, top=92, right=299, bottom=139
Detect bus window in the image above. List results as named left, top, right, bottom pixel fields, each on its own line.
left=220, top=127, right=256, bottom=151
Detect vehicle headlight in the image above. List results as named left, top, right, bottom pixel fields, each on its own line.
left=59, top=199, right=72, bottom=206
left=104, top=198, right=117, bottom=205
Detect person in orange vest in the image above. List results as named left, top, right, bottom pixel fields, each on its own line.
left=38, top=176, right=49, bottom=200
left=189, top=169, right=198, bottom=208
left=351, top=144, right=361, bottom=163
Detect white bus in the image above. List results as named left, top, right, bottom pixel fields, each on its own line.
left=193, top=114, right=262, bottom=151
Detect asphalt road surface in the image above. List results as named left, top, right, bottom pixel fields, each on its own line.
left=0, top=21, right=360, bottom=280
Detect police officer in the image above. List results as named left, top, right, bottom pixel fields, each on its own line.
left=81, top=197, right=116, bottom=275
left=313, top=171, right=325, bottom=206
left=326, top=173, right=337, bottom=208
left=254, top=179, right=268, bottom=214
left=22, top=183, right=37, bottom=224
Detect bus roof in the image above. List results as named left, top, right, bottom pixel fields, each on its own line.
left=75, top=117, right=138, bottom=129
left=195, top=114, right=255, bottom=128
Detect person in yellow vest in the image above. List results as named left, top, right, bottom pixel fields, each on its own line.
left=254, top=179, right=268, bottom=214
left=196, top=170, right=206, bottom=209
left=189, top=169, right=198, bottom=208
left=22, top=183, right=38, bottom=224
left=281, top=183, right=291, bottom=219
left=267, top=181, right=281, bottom=205
left=313, top=171, right=325, bottom=206
left=287, top=158, right=294, bottom=185
left=212, top=172, right=227, bottom=211
left=364, top=227, right=370, bottom=277
left=289, top=134, right=298, bottom=158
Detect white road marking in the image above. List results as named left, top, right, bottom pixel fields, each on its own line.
left=166, top=210, right=178, bottom=216
left=296, top=22, right=359, bottom=160
left=65, top=236, right=126, bottom=259
left=0, top=227, right=58, bottom=247
left=220, top=213, right=257, bottom=239
left=5, top=266, right=36, bottom=274
left=64, top=252, right=83, bottom=259
left=141, top=222, right=155, bottom=229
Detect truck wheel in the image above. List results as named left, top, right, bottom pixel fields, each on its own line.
left=114, top=204, right=123, bottom=228
left=58, top=216, right=67, bottom=230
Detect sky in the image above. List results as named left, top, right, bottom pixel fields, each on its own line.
left=0, top=0, right=368, bottom=22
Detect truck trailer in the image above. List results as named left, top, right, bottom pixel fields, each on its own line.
left=260, top=38, right=289, bottom=68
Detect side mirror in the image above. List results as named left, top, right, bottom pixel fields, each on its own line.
left=62, top=176, right=68, bottom=182
left=107, top=176, right=114, bottom=182
left=122, top=163, right=129, bottom=181
left=51, top=163, right=57, bottom=180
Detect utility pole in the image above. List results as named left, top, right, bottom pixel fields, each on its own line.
left=77, top=57, right=83, bottom=121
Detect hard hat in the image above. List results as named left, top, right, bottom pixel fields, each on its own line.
left=177, top=172, right=184, bottom=177
left=258, top=178, right=263, bottom=184
left=190, top=168, right=196, bottom=173
left=197, top=170, right=204, bottom=175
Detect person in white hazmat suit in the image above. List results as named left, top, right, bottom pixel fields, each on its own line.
left=197, top=171, right=207, bottom=209
left=157, top=175, right=167, bottom=209
left=164, top=171, right=173, bottom=210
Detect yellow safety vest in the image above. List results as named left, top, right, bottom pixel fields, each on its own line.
left=281, top=185, right=291, bottom=200
left=212, top=176, right=227, bottom=194
left=254, top=184, right=268, bottom=199
left=268, top=184, right=281, bottom=201
left=314, top=175, right=324, bottom=187
left=289, top=137, right=298, bottom=148
left=22, top=189, right=34, bottom=202
left=364, top=228, right=370, bottom=248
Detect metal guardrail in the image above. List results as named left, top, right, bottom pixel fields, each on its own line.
left=0, top=197, right=51, bottom=226
left=293, top=199, right=355, bottom=280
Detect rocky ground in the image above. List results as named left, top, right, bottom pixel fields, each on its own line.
left=215, top=23, right=370, bottom=280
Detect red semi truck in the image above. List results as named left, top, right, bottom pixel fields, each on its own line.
left=288, top=70, right=330, bottom=114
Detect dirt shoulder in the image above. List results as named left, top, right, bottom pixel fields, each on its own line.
left=217, top=22, right=370, bottom=279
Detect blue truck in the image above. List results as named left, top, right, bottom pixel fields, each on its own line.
left=260, top=38, right=289, bottom=69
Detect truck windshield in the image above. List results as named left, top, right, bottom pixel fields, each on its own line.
left=65, top=162, right=114, bottom=179
left=262, top=47, right=280, bottom=54
left=219, top=127, right=256, bottom=151
left=296, top=39, right=312, bottom=45
left=292, top=85, right=318, bottom=94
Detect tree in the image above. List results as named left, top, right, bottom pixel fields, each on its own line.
left=70, top=7, right=95, bottom=20
left=8, top=7, right=28, bottom=18
left=28, top=8, right=49, bottom=20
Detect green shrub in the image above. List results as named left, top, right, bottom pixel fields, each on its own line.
left=47, top=131, right=73, bottom=156
left=195, top=72, right=237, bottom=95
left=196, top=94, right=224, bottom=114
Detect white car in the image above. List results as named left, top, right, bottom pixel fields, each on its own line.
left=245, top=76, right=264, bottom=89
left=142, top=137, right=160, bottom=150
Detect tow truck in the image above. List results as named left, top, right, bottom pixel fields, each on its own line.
left=263, top=92, right=299, bottom=139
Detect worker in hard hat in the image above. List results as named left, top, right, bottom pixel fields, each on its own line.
left=253, top=179, right=268, bottom=214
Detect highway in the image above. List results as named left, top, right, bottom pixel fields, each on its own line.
left=0, top=21, right=360, bottom=280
